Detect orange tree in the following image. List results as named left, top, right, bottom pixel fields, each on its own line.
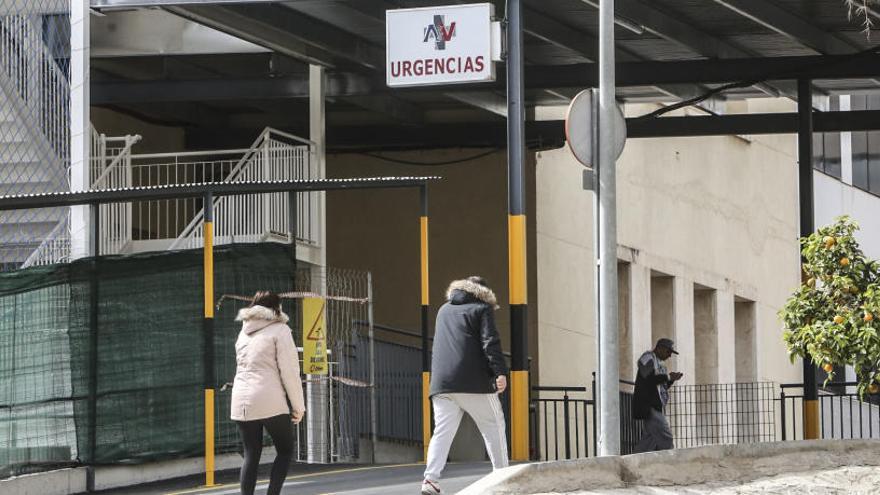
left=780, top=216, right=880, bottom=397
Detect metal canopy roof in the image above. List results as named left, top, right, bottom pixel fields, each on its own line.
left=0, top=178, right=441, bottom=211
left=89, top=0, right=880, bottom=150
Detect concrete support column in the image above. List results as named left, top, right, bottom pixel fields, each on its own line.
left=672, top=277, right=696, bottom=385
left=694, top=287, right=719, bottom=385
left=629, top=263, right=653, bottom=377
left=716, top=290, right=737, bottom=384
left=618, top=263, right=633, bottom=380
left=716, top=290, right=737, bottom=442
left=70, top=0, right=91, bottom=258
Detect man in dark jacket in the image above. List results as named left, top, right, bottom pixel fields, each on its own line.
left=633, top=338, right=683, bottom=453
left=421, top=276, right=509, bottom=495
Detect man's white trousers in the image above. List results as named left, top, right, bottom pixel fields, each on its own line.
left=423, top=393, right=509, bottom=482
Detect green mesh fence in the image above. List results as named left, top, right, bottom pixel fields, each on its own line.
left=0, top=243, right=303, bottom=477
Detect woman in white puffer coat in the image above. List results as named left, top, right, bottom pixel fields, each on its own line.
left=231, top=291, right=305, bottom=495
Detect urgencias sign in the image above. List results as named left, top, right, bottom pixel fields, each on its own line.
left=386, top=3, right=500, bottom=88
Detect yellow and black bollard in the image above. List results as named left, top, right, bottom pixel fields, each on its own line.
left=419, top=186, right=431, bottom=461
left=203, top=192, right=217, bottom=486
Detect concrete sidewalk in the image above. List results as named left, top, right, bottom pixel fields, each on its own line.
left=94, top=461, right=492, bottom=495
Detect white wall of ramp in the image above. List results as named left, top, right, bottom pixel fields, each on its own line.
left=458, top=439, right=880, bottom=494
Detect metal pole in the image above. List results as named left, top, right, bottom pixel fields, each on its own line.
left=597, top=0, right=621, bottom=456
left=307, top=63, right=329, bottom=464
left=419, top=185, right=431, bottom=460
left=797, top=79, right=819, bottom=440
left=367, top=272, right=378, bottom=464
left=86, top=204, right=99, bottom=491
left=507, top=0, right=530, bottom=462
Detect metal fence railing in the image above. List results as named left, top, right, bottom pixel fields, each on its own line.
left=779, top=382, right=880, bottom=441
left=533, top=379, right=778, bottom=461
left=531, top=384, right=596, bottom=460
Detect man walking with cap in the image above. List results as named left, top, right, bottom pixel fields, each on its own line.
left=633, top=338, right=683, bottom=453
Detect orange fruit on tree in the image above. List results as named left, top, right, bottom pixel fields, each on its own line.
left=823, top=363, right=834, bottom=373
left=823, top=236, right=836, bottom=248
left=834, top=315, right=845, bottom=324
left=840, top=257, right=851, bottom=267
left=865, top=312, right=875, bottom=322
left=869, top=383, right=879, bottom=394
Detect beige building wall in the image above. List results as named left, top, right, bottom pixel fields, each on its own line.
left=536, top=98, right=803, bottom=390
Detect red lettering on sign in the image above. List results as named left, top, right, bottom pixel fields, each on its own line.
left=390, top=61, right=401, bottom=77
left=475, top=56, right=485, bottom=72
left=402, top=60, right=412, bottom=77
left=464, top=57, right=474, bottom=72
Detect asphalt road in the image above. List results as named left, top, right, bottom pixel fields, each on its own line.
left=97, top=462, right=493, bottom=495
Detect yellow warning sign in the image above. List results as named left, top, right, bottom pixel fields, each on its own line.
left=302, top=297, right=328, bottom=375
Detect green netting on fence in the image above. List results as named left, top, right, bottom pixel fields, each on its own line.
left=0, top=243, right=298, bottom=477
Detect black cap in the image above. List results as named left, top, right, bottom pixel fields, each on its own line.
left=656, top=338, right=679, bottom=355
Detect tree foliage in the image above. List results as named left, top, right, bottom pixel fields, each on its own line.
left=843, top=0, right=878, bottom=34
left=780, top=216, right=880, bottom=397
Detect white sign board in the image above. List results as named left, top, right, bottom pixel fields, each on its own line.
left=386, top=3, right=495, bottom=88
left=565, top=89, right=627, bottom=169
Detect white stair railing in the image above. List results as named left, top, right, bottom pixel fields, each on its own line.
left=20, top=215, right=69, bottom=267
left=166, top=128, right=316, bottom=250
left=91, top=132, right=141, bottom=255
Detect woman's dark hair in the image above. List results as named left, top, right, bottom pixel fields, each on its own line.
left=250, top=291, right=281, bottom=315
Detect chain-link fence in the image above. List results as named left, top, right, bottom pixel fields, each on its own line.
left=214, top=266, right=373, bottom=464
left=0, top=1, right=71, bottom=270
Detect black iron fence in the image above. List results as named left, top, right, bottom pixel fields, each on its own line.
left=533, top=379, right=777, bottom=461
left=779, top=382, right=880, bottom=441
left=530, top=384, right=596, bottom=460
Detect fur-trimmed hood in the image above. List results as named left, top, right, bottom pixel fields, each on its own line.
left=446, top=279, right=499, bottom=309
left=236, top=305, right=290, bottom=334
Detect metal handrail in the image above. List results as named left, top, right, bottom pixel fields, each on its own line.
left=92, top=135, right=141, bottom=189
left=780, top=381, right=864, bottom=389
left=533, top=386, right=589, bottom=392
left=20, top=215, right=69, bottom=268
left=130, top=148, right=253, bottom=160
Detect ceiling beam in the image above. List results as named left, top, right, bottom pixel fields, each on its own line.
left=166, top=4, right=384, bottom=69
left=516, top=0, right=720, bottom=107
left=519, top=53, right=880, bottom=89
left=577, top=0, right=792, bottom=97
left=165, top=4, right=425, bottom=124
left=712, top=0, right=858, bottom=55
left=185, top=108, right=880, bottom=151
left=92, top=74, right=373, bottom=104
left=445, top=92, right=509, bottom=117
left=628, top=109, right=880, bottom=137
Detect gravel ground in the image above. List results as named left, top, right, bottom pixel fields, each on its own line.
left=537, top=465, right=880, bottom=495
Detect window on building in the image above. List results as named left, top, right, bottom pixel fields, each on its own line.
left=813, top=97, right=842, bottom=180
left=869, top=96, right=880, bottom=194
left=852, top=95, right=869, bottom=190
